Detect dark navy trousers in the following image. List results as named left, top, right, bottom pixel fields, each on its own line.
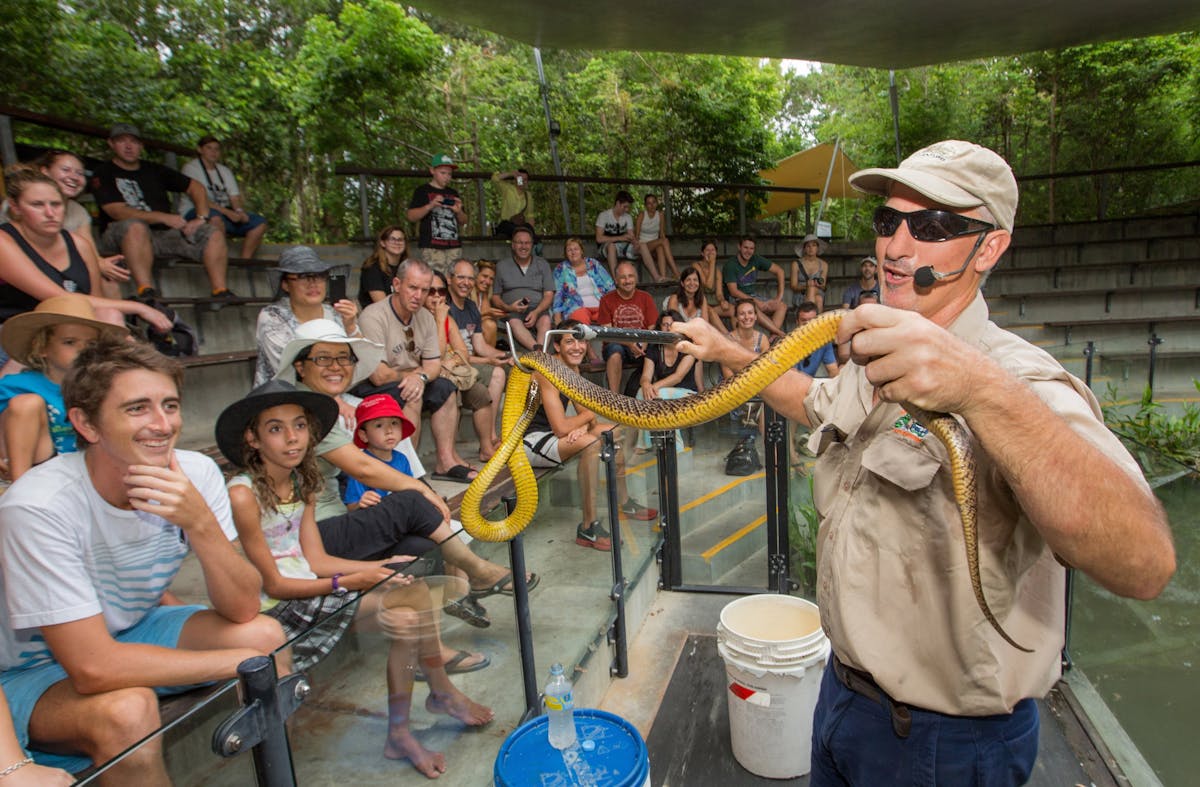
left=810, top=661, right=1039, bottom=786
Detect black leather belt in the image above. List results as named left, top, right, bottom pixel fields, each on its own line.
left=832, top=655, right=913, bottom=738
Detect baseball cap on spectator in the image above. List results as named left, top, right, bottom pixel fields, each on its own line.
left=352, top=394, right=416, bottom=448
left=849, top=140, right=1018, bottom=232
left=268, top=245, right=349, bottom=294
left=430, top=153, right=457, bottom=169
left=109, top=123, right=142, bottom=140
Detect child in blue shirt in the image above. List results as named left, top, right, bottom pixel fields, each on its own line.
left=343, top=394, right=418, bottom=510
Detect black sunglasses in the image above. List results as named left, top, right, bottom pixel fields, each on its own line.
left=428, top=287, right=449, bottom=297
left=873, top=206, right=995, bottom=242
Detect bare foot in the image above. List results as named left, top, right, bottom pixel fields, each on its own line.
left=426, top=690, right=494, bottom=726
left=385, top=728, right=447, bottom=778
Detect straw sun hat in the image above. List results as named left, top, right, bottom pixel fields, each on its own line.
left=1, top=295, right=127, bottom=366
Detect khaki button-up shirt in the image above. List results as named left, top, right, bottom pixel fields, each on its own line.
left=802, top=292, right=1147, bottom=715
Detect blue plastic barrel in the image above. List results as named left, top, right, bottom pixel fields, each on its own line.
left=494, top=708, right=650, bottom=786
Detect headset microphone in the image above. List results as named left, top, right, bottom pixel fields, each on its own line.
left=911, top=233, right=988, bottom=288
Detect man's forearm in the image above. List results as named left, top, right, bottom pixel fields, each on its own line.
left=963, top=367, right=1175, bottom=599
left=189, top=525, right=263, bottom=622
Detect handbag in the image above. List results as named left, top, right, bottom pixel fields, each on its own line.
left=440, top=347, right=479, bottom=391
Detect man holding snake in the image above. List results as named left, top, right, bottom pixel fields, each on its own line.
left=674, top=140, right=1175, bottom=785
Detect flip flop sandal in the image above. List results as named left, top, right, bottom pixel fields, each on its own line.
left=469, top=571, right=541, bottom=600
left=414, top=649, right=491, bottom=682
left=431, top=464, right=479, bottom=483
left=445, top=596, right=490, bottom=628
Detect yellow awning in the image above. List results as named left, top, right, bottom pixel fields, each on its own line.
left=758, top=142, right=863, bottom=217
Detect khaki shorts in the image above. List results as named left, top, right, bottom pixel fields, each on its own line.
left=421, top=247, right=463, bottom=276
left=99, top=219, right=218, bottom=261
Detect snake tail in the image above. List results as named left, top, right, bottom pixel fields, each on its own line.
left=918, top=410, right=1032, bottom=653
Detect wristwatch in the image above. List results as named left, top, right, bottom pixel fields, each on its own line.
left=331, top=573, right=348, bottom=597
left=417, top=372, right=429, bottom=384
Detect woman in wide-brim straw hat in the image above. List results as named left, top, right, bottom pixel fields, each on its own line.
left=791, top=232, right=831, bottom=312
left=254, top=245, right=360, bottom=385
left=0, top=294, right=127, bottom=480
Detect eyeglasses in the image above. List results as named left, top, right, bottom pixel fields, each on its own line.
left=452, top=273, right=475, bottom=281
left=400, top=325, right=416, bottom=354
left=283, top=272, right=329, bottom=283
left=872, top=206, right=995, bottom=242
left=429, top=287, right=449, bottom=297
left=305, top=353, right=357, bottom=367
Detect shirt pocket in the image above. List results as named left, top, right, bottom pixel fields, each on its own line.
left=860, top=432, right=941, bottom=492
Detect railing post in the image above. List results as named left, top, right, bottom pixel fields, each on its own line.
left=738, top=188, right=747, bottom=235
left=662, top=185, right=673, bottom=236
left=763, top=405, right=792, bottom=594
left=1147, top=332, right=1163, bottom=393
left=600, top=430, right=628, bottom=678
left=211, top=655, right=309, bottom=787
left=577, top=182, right=588, bottom=241
left=1083, top=341, right=1095, bottom=389
left=0, top=115, right=17, bottom=167
left=654, top=430, right=681, bottom=591
left=476, top=175, right=487, bottom=236
left=502, top=495, right=541, bottom=722
left=357, top=174, right=371, bottom=240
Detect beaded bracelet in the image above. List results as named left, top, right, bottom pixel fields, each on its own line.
left=0, top=757, right=32, bottom=779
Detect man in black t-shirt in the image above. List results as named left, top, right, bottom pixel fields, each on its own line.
left=92, top=124, right=234, bottom=304
left=406, top=153, right=466, bottom=276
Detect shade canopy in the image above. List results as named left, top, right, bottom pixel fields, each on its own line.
left=759, top=143, right=863, bottom=216
left=407, top=0, right=1199, bottom=69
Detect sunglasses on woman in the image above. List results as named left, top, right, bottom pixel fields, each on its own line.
left=429, top=287, right=449, bottom=297
left=873, top=206, right=995, bottom=242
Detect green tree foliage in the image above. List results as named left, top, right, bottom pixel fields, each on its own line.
left=1, top=4, right=1195, bottom=242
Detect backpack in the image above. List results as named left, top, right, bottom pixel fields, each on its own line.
left=128, top=301, right=199, bottom=357
left=724, top=434, right=762, bottom=476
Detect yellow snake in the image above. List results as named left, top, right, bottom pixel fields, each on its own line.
left=461, top=310, right=1030, bottom=651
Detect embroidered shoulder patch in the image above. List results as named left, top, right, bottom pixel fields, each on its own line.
left=891, top=412, right=929, bottom=443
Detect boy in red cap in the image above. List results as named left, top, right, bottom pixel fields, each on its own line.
left=343, top=394, right=418, bottom=510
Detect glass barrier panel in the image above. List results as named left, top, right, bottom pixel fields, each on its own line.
left=285, top=543, right=516, bottom=785
left=74, top=679, right=255, bottom=786
left=676, top=410, right=769, bottom=590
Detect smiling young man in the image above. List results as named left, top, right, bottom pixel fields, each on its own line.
left=0, top=338, right=283, bottom=783
left=675, top=140, right=1174, bottom=785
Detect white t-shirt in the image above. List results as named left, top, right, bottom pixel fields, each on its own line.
left=0, top=450, right=236, bottom=671
left=595, top=208, right=632, bottom=240
left=178, top=159, right=242, bottom=215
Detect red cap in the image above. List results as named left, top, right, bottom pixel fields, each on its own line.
left=353, top=394, right=415, bottom=448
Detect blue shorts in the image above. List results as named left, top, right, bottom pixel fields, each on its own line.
left=602, top=342, right=638, bottom=363
left=0, top=604, right=205, bottom=774
left=183, top=208, right=267, bottom=238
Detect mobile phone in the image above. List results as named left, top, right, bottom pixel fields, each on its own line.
left=328, top=274, right=347, bottom=303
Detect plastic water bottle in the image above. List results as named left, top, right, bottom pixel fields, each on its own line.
left=544, top=662, right=577, bottom=749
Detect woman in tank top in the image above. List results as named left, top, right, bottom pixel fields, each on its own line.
left=0, top=167, right=170, bottom=354
left=634, top=194, right=679, bottom=283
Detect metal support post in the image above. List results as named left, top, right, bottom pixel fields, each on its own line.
left=1083, top=341, right=1095, bottom=389
left=212, top=655, right=309, bottom=787
left=662, top=185, right=673, bottom=236
left=0, top=115, right=17, bottom=167
left=503, top=495, right=541, bottom=722
left=1062, top=568, right=1075, bottom=672
left=1147, top=332, right=1163, bottom=393
left=533, top=47, right=571, bottom=235
left=738, top=188, right=747, bottom=235
left=577, top=183, right=588, bottom=240
left=763, top=406, right=792, bottom=594
left=358, top=174, right=371, bottom=240
left=654, top=430, right=681, bottom=591
left=600, top=430, right=629, bottom=678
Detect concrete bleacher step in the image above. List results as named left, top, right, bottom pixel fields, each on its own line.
left=679, top=490, right=769, bottom=584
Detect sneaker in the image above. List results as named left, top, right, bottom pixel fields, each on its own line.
left=209, top=288, right=238, bottom=311
left=619, top=499, right=658, bottom=521
left=134, top=286, right=160, bottom=303
left=575, top=520, right=612, bottom=551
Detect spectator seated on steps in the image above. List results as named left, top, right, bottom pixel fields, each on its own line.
left=91, top=123, right=236, bottom=304
left=254, top=245, right=359, bottom=385
left=178, top=136, right=268, bottom=260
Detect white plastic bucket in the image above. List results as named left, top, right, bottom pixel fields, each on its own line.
left=717, top=594, right=829, bottom=779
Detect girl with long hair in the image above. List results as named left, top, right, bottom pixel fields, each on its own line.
left=219, top=381, right=493, bottom=779
left=358, top=225, right=409, bottom=308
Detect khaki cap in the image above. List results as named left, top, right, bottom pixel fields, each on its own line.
left=849, top=140, right=1018, bottom=231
